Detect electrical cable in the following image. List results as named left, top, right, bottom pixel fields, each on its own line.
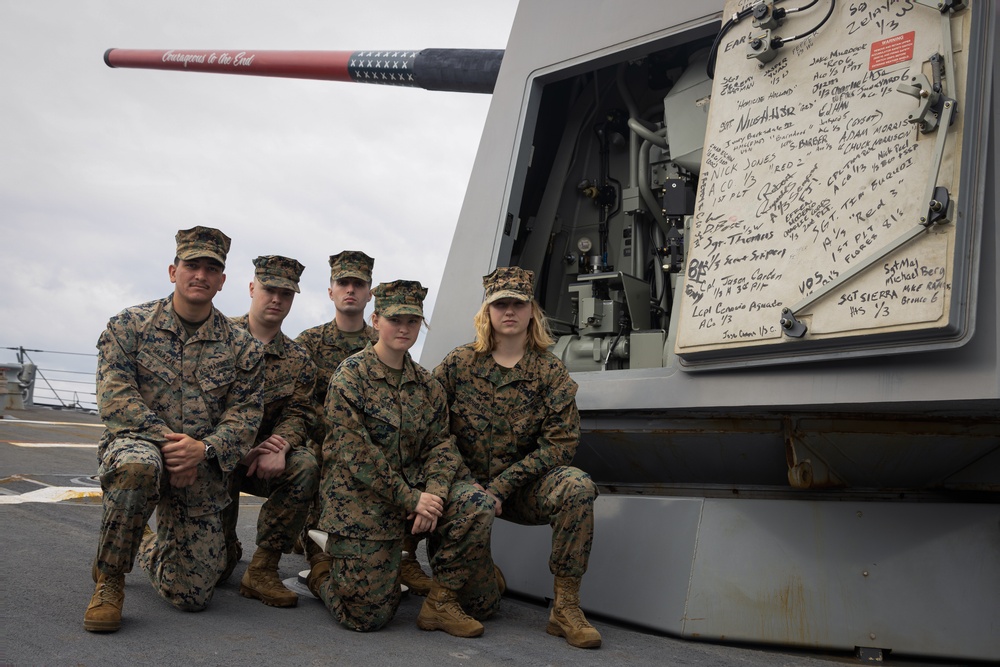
left=785, top=0, right=820, bottom=13
left=707, top=0, right=834, bottom=77
left=706, top=7, right=755, bottom=79
left=778, top=0, right=836, bottom=44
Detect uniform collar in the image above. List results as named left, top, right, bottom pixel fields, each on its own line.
left=230, top=313, right=287, bottom=357
left=157, top=296, right=226, bottom=342
left=322, top=319, right=374, bottom=346
left=472, top=347, right=535, bottom=386
left=363, top=343, right=419, bottom=386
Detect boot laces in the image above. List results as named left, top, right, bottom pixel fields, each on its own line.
left=438, top=591, right=472, bottom=620
left=557, top=591, right=594, bottom=628
left=562, top=603, right=592, bottom=628
left=97, top=576, right=123, bottom=603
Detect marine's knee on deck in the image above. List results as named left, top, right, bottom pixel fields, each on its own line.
left=339, top=603, right=395, bottom=632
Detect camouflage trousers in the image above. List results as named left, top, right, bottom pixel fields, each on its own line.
left=315, top=535, right=402, bottom=632
left=299, top=438, right=324, bottom=560
left=315, top=480, right=494, bottom=631
left=96, top=438, right=227, bottom=611
left=442, top=465, right=597, bottom=616
left=222, top=446, right=319, bottom=559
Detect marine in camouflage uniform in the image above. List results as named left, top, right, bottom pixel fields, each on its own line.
left=84, top=227, right=264, bottom=633
left=294, top=251, right=377, bottom=559
left=294, top=251, right=378, bottom=446
left=221, top=255, right=319, bottom=608
left=432, top=266, right=602, bottom=648
left=308, top=280, right=494, bottom=636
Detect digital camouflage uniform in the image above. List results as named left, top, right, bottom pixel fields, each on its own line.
left=223, top=313, right=319, bottom=561
left=95, top=296, right=264, bottom=611
left=432, top=340, right=598, bottom=613
left=295, top=251, right=378, bottom=558
left=314, top=286, right=494, bottom=632
left=295, top=319, right=377, bottom=445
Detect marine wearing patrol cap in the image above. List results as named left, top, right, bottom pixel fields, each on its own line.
left=482, top=266, right=535, bottom=304
left=329, top=251, right=374, bottom=283
left=373, top=280, right=427, bottom=317
left=253, top=255, right=305, bottom=293
left=175, top=226, right=232, bottom=266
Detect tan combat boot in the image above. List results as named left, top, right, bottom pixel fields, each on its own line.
left=239, top=547, right=298, bottom=608
left=217, top=538, right=242, bottom=585
left=306, top=552, right=332, bottom=599
left=547, top=576, right=602, bottom=648
left=83, top=572, right=125, bottom=632
left=400, top=542, right=432, bottom=596
left=417, top=582, right=484, bottom=637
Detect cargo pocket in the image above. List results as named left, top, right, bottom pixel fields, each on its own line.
left=327, top=536, right=367, bottom=602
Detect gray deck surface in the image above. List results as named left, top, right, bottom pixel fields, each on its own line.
left=1, top=406, right=970, bottom=666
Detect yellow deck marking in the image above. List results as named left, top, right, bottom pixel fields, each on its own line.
left=0, top=418, right=103, bottom=427
left=0, top=486, right=102, bottom=504
left=6, top=442, right=97, bottom=448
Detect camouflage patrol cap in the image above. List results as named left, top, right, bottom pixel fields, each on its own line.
left=329, top=250, right=374, bottom=283
left=373, top=280, right=427, bottom=317
left=483, top=266, right=535, bottom=304
left=253, top=255, right=305, bottom=293
left=175, top=226, right=231, bottom=266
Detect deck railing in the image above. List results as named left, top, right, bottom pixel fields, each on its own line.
left=1, top=346, right=97, bottom=413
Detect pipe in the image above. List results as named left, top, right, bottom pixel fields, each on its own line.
left=628, top=117, right=668, bottom=148
left=637, top=128, right=671, bottom=231
left=617, top=63, right=641, bottom=189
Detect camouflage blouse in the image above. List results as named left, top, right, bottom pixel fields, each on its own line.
left=319, top=343, right=460, bottom=540
left=432, top=344, right=580, bottom=502
left=231, top=314, right=316, bottom=450
left=96, top=296, right=264, bottom=514
left=295, top=319, right=378, bottom=442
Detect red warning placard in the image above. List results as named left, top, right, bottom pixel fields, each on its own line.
left=869, top=31, right=916, bottom=71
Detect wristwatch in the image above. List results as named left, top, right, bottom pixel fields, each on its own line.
left=203, top=443, right=217, bottom=461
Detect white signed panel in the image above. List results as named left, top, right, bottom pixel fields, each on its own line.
left=676, top=0, right=971, bottom=361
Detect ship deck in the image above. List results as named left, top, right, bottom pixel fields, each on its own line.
left=0, top=405, right=971, bottom=666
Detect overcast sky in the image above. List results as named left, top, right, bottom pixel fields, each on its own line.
left=0, top=1, right=518, bottom=407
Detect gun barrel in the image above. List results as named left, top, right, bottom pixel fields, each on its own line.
left=103, top=48, right=503, bottom=94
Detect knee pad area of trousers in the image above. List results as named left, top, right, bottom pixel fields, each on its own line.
left=564, top=474, right=598, bottom=503
left=113, top=461, right=160, bottom=490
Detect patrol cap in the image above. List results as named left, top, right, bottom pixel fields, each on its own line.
left=175, top=226, right=231, bottom=267
left=329, top=250, right=374, bottom=283
left=373, top=280, right=427, bottom=318
left=483, top=266, right=535, bottom=304
left=253, top=255, right=305, bottom=293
